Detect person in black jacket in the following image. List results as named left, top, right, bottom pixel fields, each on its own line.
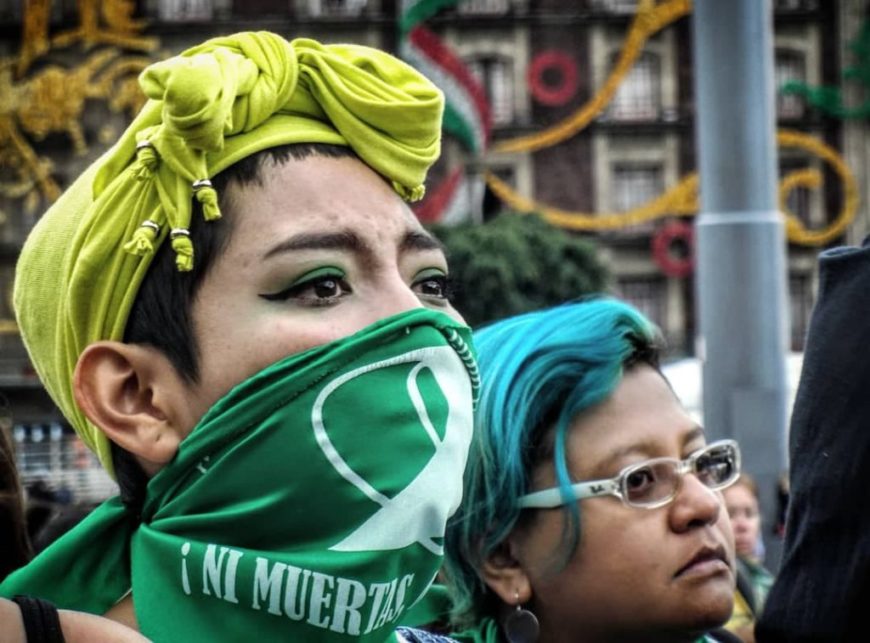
left=756, top=240, right=870, bottom=642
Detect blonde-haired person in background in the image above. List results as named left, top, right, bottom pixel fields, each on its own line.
left=723, top=474, right=775, bottom=643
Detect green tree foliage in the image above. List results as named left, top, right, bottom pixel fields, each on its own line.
left=431, top=213, right=608, bottom=328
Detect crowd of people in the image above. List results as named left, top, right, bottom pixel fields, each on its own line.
left=0, top=29, right=863, bottom=643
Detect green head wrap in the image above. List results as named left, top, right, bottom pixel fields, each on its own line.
left=13, top=32, right=444, bottom=473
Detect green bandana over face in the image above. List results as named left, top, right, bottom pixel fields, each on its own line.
left=1, top=309, right=478, bottom=642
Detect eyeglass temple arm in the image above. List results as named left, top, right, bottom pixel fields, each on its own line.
left=517, top=479, right=620, bottom=509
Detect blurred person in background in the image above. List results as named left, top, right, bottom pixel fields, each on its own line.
left=2, top=402, right=147, bottom=640
left=1, top=409, right=32, bottom=582
left=723, top=474, right=774, bottom=643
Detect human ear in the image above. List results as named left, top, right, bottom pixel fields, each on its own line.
left=73, top=341, right=191, bottom=476
left=480, top=538, right=533, bottom=606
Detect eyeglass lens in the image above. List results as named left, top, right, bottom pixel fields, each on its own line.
left=623, top=444, right=738, bottom=507
left=695, top=445, right=738, bottom=487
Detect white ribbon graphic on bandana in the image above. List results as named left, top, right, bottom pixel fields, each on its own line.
left=312, top=345, right=473, bottom=556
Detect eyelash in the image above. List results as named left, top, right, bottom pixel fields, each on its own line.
left=259, top=270, right=350, bottom=305
left=259, top=269, right=455, bottom=306
left=412, top=272, right=455, bottom=302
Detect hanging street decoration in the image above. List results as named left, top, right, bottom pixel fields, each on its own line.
left=782, top=18, right=870, bottom=120
left=402, top=24, right=491, bottom=155
left=399, top=0, right=492, bottom=223
left=651, top=219, right=694, bottom=278
left=487, top=128, right=857, bottom=247
left=413, top=167, right=468, bottom=225
left=528, top=50, right=579, bottom=107
left=480, top=0, right=859, bottom=252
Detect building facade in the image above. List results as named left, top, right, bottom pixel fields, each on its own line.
left=438, top=0, right=844, bottom=354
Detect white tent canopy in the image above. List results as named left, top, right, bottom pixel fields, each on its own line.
left=661, top=353, right=804, bottom=425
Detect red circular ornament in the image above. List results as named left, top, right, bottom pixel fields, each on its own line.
left=528, top=51, right=579, bottom=107
left=651, top=220, right=695, bottom=278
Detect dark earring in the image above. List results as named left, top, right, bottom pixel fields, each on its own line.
left=503, top=590, right=539, bottom=643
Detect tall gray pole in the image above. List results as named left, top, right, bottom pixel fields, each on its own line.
left=692, top=0, right=789, bottom=562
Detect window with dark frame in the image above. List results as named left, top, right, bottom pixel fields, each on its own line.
left=779, top=160, right=813, bottom=226
left=457, top=0, right=509, bottom=15
left=465, top=55, right=515, bottom=126
left=305, top=0, right=368, bottom=17
left=611, top=163, right=663, bottom=213
left=608, top=51, right=661, bottom=121
left=775, top=49, right=806, bottom=119
left=157, top=0, right=213, bottom=21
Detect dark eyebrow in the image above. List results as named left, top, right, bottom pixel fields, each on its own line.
left=262, top=229, right=445, bottom=262
left=591, top=425, right=707, bottom=479
left=261, top=231, right=367, bottom=261
left=681, top=426, right=707, bottom=448
left=401, top=230, right=445, bottom=254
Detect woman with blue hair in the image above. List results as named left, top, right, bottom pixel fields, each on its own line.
left=444, top=299, right=742, bottom=643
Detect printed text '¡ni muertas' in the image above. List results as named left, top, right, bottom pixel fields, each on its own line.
left=180, top=542, right=415, bottom=636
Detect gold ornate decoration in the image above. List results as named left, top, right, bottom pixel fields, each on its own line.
left=1, top=0, right=155, bottom=214
left=0, top=0, right=157, bottom=335
left=487, top=0, right=859, bottom=246
left=18, top=0, right=156, bottom=75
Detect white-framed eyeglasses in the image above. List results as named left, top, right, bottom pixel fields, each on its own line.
left=517, top=439, right=741, bottom=510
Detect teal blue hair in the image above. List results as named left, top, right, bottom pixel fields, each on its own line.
left=443, top=297, right=661, bottom=627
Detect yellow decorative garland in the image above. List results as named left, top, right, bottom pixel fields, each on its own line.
left=488, top=0, right=858, bottom=246
left=488, top=131, right=858, bottom=246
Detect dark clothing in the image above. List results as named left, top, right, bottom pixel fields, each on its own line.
left=397, top=627, right=458, bottom=642
left=757, top=241, right=870, bottom=642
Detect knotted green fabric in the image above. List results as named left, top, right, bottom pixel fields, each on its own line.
left=13, top=31, right=444, bottom=473
left=2, top=310, right=478, bottom=642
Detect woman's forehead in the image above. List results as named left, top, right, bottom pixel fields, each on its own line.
left=567, top=367, right=703, bottom=473
left=221, top=156, right=429, bottom=255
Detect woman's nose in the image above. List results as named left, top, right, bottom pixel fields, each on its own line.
left=669, top=473, right=723, bottom=532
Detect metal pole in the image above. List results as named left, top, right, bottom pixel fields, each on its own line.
left=692, top=0, right=789, bottom=565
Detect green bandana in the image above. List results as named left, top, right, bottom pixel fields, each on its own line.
left=2, top=309, right=478, bottom=642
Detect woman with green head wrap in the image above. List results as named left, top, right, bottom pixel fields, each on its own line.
left=1, top=31, right=478, bottom=643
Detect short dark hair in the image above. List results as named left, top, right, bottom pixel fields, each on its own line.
left=115, top=143, right=359, bottom=510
